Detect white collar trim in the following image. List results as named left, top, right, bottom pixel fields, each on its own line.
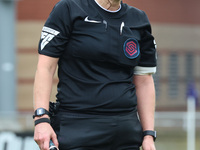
left=94, top=0, right=121, bottom=13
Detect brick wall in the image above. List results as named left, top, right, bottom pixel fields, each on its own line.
left=17, top=0, right=200, bottom=24
left=125, top=0, right=200, bottom=24
left=17, top=0, right=59, bottom=20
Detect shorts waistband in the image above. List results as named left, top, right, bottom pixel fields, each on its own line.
left=58, top=106, right=137, bottom=117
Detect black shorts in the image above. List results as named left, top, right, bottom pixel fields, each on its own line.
left=51, top=110, right=143, bottom=150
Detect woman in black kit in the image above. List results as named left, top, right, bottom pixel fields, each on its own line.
left=33, top=0, right=157, bottom=150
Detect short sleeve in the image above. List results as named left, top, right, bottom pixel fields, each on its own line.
left=38, top=0, right=72, bottom=57
left=134, top=11, right=157, bottom=75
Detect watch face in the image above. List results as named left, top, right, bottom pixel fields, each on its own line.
left=36, top=108, right=46, bottom=116
left=33, top=108, right=49, bottom=119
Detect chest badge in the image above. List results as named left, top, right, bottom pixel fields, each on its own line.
left=123, top=38, right=140, bottom=59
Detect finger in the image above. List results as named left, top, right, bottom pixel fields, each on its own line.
left=43, top=138, right=50, bottom=150
left=34, top=136, right=43, bottom=149
left=51, top=133, right=59, bottom=147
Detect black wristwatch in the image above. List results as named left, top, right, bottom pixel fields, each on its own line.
left=33, top=108, right=50, bottom=119
left=143, top=130, right=157, bottom=141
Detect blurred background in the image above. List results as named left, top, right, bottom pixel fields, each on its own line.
left=0, top=0, right=199, bottom=149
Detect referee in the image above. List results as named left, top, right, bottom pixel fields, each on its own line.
left=33, top=0, right=157, bottom=150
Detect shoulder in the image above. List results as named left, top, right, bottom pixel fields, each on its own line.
left=123, top=3, right=150, bottom=27
left=49, top=0, right=85, bottom=17
left=125, top=4, right=144, bottom=14
left=53, top=0, right=89, bottom=15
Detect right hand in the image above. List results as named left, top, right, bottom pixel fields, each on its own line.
left=34, top=117, right=59, bottom=150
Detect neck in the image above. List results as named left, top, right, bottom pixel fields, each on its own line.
left=95, top=0, right=121, bottom=11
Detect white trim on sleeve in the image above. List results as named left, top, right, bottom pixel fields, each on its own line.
left=134, top=66, right=157, bottom=75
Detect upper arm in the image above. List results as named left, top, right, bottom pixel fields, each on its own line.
left=134, top=13, right=157, bottom=75
left=133, top=74, right=154, bottom=88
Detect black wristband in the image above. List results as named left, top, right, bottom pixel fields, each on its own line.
left=143, top=130, right=157, bottom=141
left=34, top=118, right=50, bottom=126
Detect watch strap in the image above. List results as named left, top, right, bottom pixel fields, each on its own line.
left=143, top=130, right=157, bottom=141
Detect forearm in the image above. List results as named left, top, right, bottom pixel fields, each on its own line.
left=133, top=75, right=156, bottom=131
left=33, top=68, right=54, bottom=111
left=34, top=72, right=58, bottom=148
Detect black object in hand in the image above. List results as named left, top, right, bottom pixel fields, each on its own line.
left=49, top=140, right=58, bottom=150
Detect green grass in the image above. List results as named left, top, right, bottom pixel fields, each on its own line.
left=154, top=127, right=200, bottom=150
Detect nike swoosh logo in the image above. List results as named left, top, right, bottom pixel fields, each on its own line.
left=84, top=16, right=101, bottom=23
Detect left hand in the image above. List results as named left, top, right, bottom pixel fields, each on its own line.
left=142, top=135, right=156, bottom=150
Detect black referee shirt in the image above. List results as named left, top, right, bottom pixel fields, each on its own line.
left=38, top=0, right=157, bottom=114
